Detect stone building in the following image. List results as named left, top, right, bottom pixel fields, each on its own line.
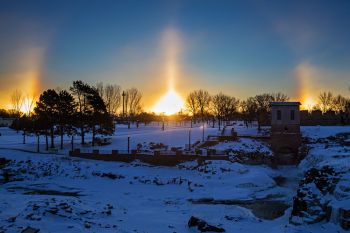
left=270, top=102, right=301, bottom=164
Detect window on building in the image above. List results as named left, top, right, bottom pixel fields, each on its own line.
left=277, top=110, right=282, bottom=120
left=291, top=110, right=295, bottom=120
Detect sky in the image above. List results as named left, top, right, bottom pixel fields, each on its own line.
left=0, top=0, right=350, bottom=111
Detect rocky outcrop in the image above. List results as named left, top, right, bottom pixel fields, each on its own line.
left=290, top=166, right=340, bottom=225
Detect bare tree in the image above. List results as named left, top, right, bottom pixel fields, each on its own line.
left=272, top=92, right=289, bottom=102
left=105, top=84, right=121, bottom=115
left=241, top=97, right=257, bottom=127
left=332, top=95, right=347, bottom=113
left=194, top=89, right=211, bottom=122
left=254, top=93, right=288, bottom=130
left=96, top=82, right=122, bottom=116
left=211, top=93, right=226, bottom=130
left=124, top=88, right=142, bottom=128
left=318, top=91, right=333, bottom=113
left=23, top=94, right=36, bottom=117
left=11, top=89, right=23, bottom=133
left=222, top=96, right=239, bottom=124
left=185, top=91, right=198, bottom=127
left=211, top=93, right=239, bottom=129
left=126, top=88, right=142, bottom=116
left=11, top=89, right=23, bottom=116
left=193, top=89, right=211, bottom=141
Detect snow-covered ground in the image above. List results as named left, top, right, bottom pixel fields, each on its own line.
left=0, top=122, right=349, bottom=232
left=0, top=121, right=269, bottom=154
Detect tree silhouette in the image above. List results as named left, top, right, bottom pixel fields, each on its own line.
left=124, top=88, right=142, bottom=128
left=86, top=88, right=112, bottom=146
left=96, top=82, right=121, bottom=116
left=10, top=89, right=23, bottom=133
left=318, top=92, right=333, bottom=113
left=186, top=91, right=198, bottom=128
left=34, top=89, right=59, bottom=148
left=57, top=90, right=75, bottom=149
left=70, top=80, right=94, bottom=144
left=253, top=93, right=289, bottom=130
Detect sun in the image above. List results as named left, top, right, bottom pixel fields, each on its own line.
left=301, top=97, right=316, bottom=111
left=152, top=89, right=184, bottom=115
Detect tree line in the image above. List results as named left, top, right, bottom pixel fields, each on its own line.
left=3, top=84, right=350, bottom=150
left=317, top=91, right=350, bottom=114
left=184, top=89, right=350, bottom=130
left=185, top=90, right=289, bottom=130
left=8, top=80, right=143, bottom=150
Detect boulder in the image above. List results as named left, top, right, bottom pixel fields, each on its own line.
left=188, top=216, right=225, bottom=232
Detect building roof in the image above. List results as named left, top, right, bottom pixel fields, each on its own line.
left=270, top=102, right=301, bottom=106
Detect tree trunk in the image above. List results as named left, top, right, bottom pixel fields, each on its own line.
left=92, top=126, right=95, bottom=147
left=50, top=127, right=55, bottom=148
left=37, top=134, right=40, bottom=153
left=45, top=130, right=48, bottom=151
left=202, top=118, right=205, bottom=142
left=60, top=125, right=64, bottom=150
left=23, top=129, right=26, bottom=144
left=81, top=126, right=85, bottom=144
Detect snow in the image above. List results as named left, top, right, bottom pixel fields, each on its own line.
left=211, top=138, right=272, bottom=155
left=301, top=125, right=350, bottom=140
left=0, top=122, right=349, bottom=232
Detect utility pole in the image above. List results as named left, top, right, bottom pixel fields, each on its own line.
left=202, top=121, right=205, bottom=142
left=37, top=133, right=40, bottom=153
left=71, top=135, right=74, bottom=151
left=127, top=136, right=130, bottom=154
left=122, top=91, right=126, bottom=118
left=188, top=128, right=191, bottom=151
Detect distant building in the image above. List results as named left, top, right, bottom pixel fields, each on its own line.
left=270, top=102, right=301, bottom=164
left=300, top=110, right=350, bottom=125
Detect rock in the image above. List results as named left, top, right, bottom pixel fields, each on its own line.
left=300, top=166, right=339, bottom=194
left=188, top=216, right=225, bottom=232
left=92, top=172, right=125, bottom=179
left=290, top=166, right=341, bottom=225
left=21, top=227, right=40, bottom=233
left=340, top=208, right=350, bottom=230
left=7, top=216, right=16, bottom=222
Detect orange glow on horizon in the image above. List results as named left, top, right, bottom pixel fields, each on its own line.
left=151, top=89, right=184, bottom=115
left=300, top=96, right=316, bottom=111
left=295, top=62, right=317, bottom=112
left=0, top=46, right=43, bottom=110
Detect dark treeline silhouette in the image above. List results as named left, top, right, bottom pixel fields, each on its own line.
left=185, top=90, right=290, bottom=130
left=6, top=85, right=350, bottom=149
left=316, top=91, right=350, bottom=114
left=184, top=89, right=350, bottom=129
left=10, top=81, right=115, bottom=149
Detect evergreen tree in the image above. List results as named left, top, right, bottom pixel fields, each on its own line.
left=57, top=90, right=76, bottom=149
left=34, top=89, right=59, bottom=148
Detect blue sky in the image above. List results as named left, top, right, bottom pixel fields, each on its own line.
left=0, top=0, right=349, bottom=109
